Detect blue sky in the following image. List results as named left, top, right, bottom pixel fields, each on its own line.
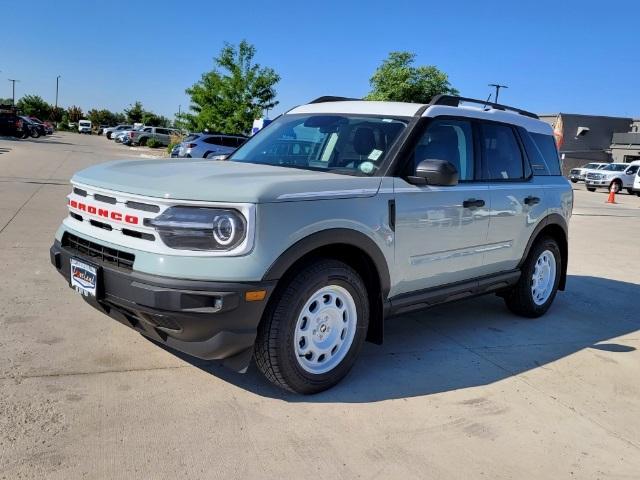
left=2, top=0, right=638, bottom=119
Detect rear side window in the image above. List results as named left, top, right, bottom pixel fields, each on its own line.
left=480, top=123, right=524, bottom=180
left=525, top=132, right=562, bottom=176
left=204, top=136, right=222, bottom=145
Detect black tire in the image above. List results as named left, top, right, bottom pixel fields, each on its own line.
left=30, top=129, right=40, bottom=138
left=255, top=259, right=369, bottom=394
left=570, top=179, right=578, bottom=183
left=610, top=180, right=622, bottom=193
left=587, top=187, right=596, bottom=192
left=106, top=132, right=112, bottom=139
left=503, top=236, right=561, bottom=318
left=139, top=137, right=147, bottom=146
left=626, top=188, right=633, bottom=195
left=636, top=192, right=640, bottom=197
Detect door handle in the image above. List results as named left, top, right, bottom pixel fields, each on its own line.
left=463, top=198, right=485, bottom=208
left=524, top=196, right=540, bottom=206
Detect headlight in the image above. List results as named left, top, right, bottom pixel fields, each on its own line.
left=145, top=207, right=247, bottom=251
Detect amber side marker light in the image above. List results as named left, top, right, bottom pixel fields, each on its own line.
left=245, top=290, right=267, bottom=302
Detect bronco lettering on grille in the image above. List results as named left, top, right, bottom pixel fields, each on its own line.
left=69, top=200, right=139, bottom=225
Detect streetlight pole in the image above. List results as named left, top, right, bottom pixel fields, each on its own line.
left=55, top=75, right=61, bottom=110
left=488, top=83, right=508, bottom=104
left=8, top=79, right=19, bottom=105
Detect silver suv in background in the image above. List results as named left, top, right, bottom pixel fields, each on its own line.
left=176, top=133, right=246, bottom=158
left=104, top=125, right=133, bottom=139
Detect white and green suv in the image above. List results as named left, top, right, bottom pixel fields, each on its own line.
left=50, top=95, right=572, bottom=394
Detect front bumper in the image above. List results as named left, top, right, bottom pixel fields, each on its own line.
left=50, top=240, right=275, bottom=370
left=585, top=179, right=608, bottom=187
left=569, top=173, right=584, bottom=181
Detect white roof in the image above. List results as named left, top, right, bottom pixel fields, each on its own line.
left=288, top=101, right=424, bottom=117
left=423, top=105, right=553, bottom=135
left=287, top=100, right=553, bottom=135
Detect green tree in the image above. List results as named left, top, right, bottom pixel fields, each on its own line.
left=16, top=95, right=53, bottom=119
left=181, top=40, right=280, bottom=134
left=87, top=108, right=126, bottom=126
left=124, top=101, right=145, bottom=123
left=142, top=111, right=170, bottom=127
left=0, top=98, right=13, bottom=105
left=67, top=105, right=84, bottom=123
left=365, top=51, right=458, bottom=104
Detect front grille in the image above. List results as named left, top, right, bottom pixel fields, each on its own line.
left=586, top=173, right=602, bottom=180
left=570, top=169, right=580, bottom=174
left=62, top=232, right=135, bottom=270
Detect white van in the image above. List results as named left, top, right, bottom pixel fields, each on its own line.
left=78, top=120, right=92, bottom=134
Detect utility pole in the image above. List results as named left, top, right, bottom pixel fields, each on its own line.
left=8, top=79, right=19, bottom=105
left=55, top=75, right=61, bottom=110
left=488, top=83, right=508, bottom=104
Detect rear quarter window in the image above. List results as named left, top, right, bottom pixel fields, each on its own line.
left=522, top=131, right=562, bottom=176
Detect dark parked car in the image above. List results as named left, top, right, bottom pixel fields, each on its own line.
left=20, top=116, right=47, bottom=138
left=0, top=105, right=25, bottom=137
left=29, top=117, right=54, bottom=135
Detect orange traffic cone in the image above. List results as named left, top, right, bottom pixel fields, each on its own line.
left=606, top=186, right=617, bottom=204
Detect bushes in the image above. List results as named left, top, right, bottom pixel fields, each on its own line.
left=146, top=137, right=162, bottom=148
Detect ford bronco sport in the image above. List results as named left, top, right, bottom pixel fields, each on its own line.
left=50, top=95, right=572, bottom=394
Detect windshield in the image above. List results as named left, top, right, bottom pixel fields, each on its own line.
left=602, top=164, right=627, bottom=172
left=584, top=163, right=598, bottom=169
left=229, top=114, right=408, bottom=176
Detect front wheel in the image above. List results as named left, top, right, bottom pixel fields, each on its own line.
left=587, top=187, right=596, bottom=192
left=30, top=129, right=41, bottom=138
left=255, top=259, right=369, bottom=394
left=570, top=179, right=578, bottom=183
left=139, top=137, right=147, bottom=146
left=504, top=237, right=561, bottom=318
left=626, top=188, right=633, bottom=195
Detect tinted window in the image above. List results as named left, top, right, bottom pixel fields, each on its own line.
left=601, top=164, right=627, bottom=172
left=520, top=131, right=561, bottom=176
left=411, top=119, right=475, bottom=181
left=626, top=165, right=638, bottom=175
left=234, top=137, right=246, bottom=148
left=480, top=123, right=524, bottom=180
left=203, top=136, right=222, bottom=145
left=156, top=128, right=169, bottom=135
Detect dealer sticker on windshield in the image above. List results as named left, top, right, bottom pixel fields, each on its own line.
left=70, top=258, right=98, bottom=297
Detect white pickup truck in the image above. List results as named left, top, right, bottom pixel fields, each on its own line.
left=585, top=161, right=640, bottom=194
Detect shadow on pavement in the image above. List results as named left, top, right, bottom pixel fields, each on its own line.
left=154, top=275, right=639, bottom=402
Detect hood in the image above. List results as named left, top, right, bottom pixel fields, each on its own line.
left=72, top=159, right=383, bottom=203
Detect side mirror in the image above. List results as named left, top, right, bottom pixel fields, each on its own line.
left=407, top=159, right=459, bottom=186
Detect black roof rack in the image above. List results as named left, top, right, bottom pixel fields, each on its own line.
left=429, top=95, right=539, bottom=119
left=308, top=96, right=360, bottom=104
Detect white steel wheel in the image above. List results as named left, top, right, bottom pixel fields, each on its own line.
left=531, top=249, right=557, bottom=306
left=293, top=285, right=357, bottom=375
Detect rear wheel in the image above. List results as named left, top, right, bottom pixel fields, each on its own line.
left=626, top=188, right=633, bottom=195
left=570, top=179, right=578, bottom=183
left=255, top=259, right=369, bottom=394
left=30, top=129, right=40, bottom=138
left=504, top=237, right=561, bottom=318
left=139, top=137, right=147, bottom=146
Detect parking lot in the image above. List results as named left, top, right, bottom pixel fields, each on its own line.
left=1, top=132, right=639, bottom=479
